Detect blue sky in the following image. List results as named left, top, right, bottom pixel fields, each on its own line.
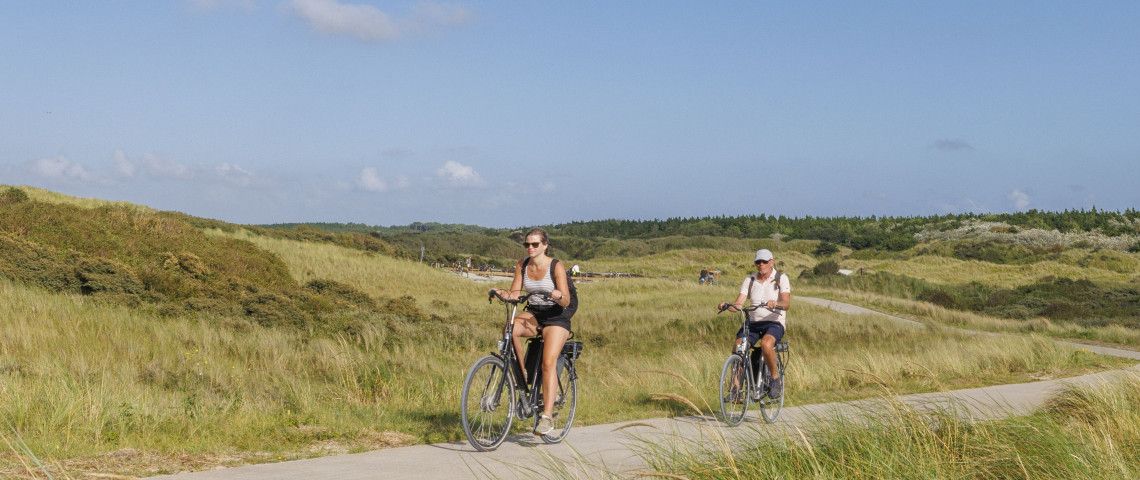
left=2, top=1, right=1138, bottom=227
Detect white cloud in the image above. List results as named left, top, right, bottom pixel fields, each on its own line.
left=436, top=160, right=483, bottom=187
left=113, top=149, right=136, bottom=177
left=289, top=0, right=399, bottom=41
left=358, top=167, right=388, bottom=192
left=144, top=154, right=192, bottom=179
left=288, top=0, right=471, bottom=42
left=31, top=156, right=96, bottom=182
left=540, top=181, right=555, bottom=193
left=1008, top=189, right=1030, bottom=210
left=114, top=151, right=192, bottom=180
left=216, top=163, right=255, bottom=186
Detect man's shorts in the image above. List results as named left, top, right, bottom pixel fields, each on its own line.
left=735, top=321, right=784, bottom=348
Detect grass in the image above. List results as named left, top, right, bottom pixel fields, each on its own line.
left=638, top=375, right=1140, bottom=479
left=581, top=247, right=817, bottom=282
left=802, top=286, right=1140, bottom=348
left=0, top=203, right=1135, bottom=476
left=5, top=185, right=153, bottom=212
left=841, top=253, right=1140, bottom=288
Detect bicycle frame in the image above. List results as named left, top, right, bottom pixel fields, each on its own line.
left=488, top=292, right=557, bottom=419
left=462, top=290, right=580, bottom=451
left=718, top=302, right=789, bottom=424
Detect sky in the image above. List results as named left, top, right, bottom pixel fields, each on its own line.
left=2, top=1, right=1139, bottom=227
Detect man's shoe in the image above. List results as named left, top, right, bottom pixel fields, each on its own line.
left=534, top=414, right=555, bottom=436
left=768, top=377, right=783, bottom=399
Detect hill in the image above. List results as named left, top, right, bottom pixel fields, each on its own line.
left=0, top=185, right=1135, bottom=477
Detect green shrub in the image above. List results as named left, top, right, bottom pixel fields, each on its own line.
left=0, top=198, right=424, bottom=335
left=75, top=257, right=145, bottom=295
left=812, top=260, right=841, bottom=276
left=0, top=187, right=30, bottom=204
left=814, top=241, right=839, bottom=256
left=382, top=295, right=427, bottom=321
left=242, top=292, right=311, bottom=329
left=952, top=240, right=1040, bottom=264
left=1078, top=250, right=1140, bottom=273
left=917, top=289, right=956, bottom=308
left=305, top=279, right=377, bottom=310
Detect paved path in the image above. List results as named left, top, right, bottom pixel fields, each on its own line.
left=152, top=297, right=1140, bottom=480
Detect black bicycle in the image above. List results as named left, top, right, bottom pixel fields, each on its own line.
left=460, top=289, right=583, bottom=451
left=717, top=303, right=789, bottom=425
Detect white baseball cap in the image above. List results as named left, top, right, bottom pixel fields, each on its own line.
left=754, top=249, right=774, bottom=262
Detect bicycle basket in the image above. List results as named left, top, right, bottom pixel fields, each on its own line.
left=562, top=341, right=584, bottom=359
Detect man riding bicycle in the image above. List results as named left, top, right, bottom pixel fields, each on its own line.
left=718, top=249, right=791, bottom=400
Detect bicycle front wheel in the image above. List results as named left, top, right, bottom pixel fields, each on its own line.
left=540, top=356, right=577, bottom=444
left=461, top=355, right=516, bottom=451
left=718, top=354, right=749, bottom=426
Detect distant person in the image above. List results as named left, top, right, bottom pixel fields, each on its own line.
left=717, top=249, right=791, bottom=400
left=490, top=228, right=577, bottom=436
left=699, top=269, right=710, bottom=285
left=570, top=264, right=580, bottom=277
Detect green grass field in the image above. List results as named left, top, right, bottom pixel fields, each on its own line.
left=639, top=375, right=1140, bottom=479
left=2, top=229, right=1131, bottom=477
left=1, top=188, right=1138, bottom=477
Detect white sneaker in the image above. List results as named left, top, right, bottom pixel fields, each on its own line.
left=534, top=414, right=554, bottom=436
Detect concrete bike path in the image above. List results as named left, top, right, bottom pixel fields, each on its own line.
left=151, top=297, right=1140, bottom=480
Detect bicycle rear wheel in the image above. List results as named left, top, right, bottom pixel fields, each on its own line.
left=757, top=364, right=784, bottom=423
left=718, top=354, right=750, bottom=426
left=540, top=356, right=577, bottom=443
left=461, top=355, right=515, bottom=451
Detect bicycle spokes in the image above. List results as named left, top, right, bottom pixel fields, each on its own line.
left=461, top=356, right=516, bottom=451
left=719, top=355, right=749, bottom=425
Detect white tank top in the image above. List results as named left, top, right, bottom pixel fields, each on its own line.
left=523, top=260, right=557, bottom=308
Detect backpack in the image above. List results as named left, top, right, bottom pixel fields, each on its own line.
left=521, top=257, right=577, bottom=303
left=747, top=270, right=784, bottom=299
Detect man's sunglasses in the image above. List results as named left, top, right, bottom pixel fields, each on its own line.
left=754, top=259, right=772, bottom=265
left=523, top=242, right=543, bottom=248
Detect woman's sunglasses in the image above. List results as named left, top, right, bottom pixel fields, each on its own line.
left=754, top=259, right=771, bottom=265
left=523, top=242, right=543, bottom=248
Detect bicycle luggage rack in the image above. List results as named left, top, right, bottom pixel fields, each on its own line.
left=562, top=341, right=584, bottom=359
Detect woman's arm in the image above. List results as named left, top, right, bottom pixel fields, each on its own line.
left=551, top=261, right=571, bottom=307
left=495, top=259, right=525, bottom=300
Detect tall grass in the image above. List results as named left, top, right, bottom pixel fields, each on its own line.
left=803, top=286, right=1140, bottom=348
left=582, top=247, right=817, bottom=282
left=842, top=254, right=1137, bottom=288
left=3, top=185, right=152, bottom=211
left=640, top=375, right=1140, bottom=479
left=0, top=231, right=1130, bottom=476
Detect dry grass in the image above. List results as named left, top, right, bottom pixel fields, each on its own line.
left=842, top=254, right=1137, bottom=288
left=0, top=231, right=1131, bottom=476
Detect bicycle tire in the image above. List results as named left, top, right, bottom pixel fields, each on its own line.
left=718, top=354, right=750, bottom=426
left=757, top=358, right=784, bottom=423
left=540, top=356, right=577, bottom=443
left=461, top=355, right=515, bottom=451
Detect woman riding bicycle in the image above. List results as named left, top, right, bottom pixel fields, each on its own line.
left=490, top=228, right=577, bottom=435
left=718, top=248, right=791, bottom=400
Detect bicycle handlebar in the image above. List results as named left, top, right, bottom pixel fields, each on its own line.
left=487, top=289, right=554, bottom=305
left=717, top=302, right=786, bottom=314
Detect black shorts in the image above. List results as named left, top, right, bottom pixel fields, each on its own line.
left=527, top=301, right=576, bottom=332
left=735, top=321, right=784, bottom=348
